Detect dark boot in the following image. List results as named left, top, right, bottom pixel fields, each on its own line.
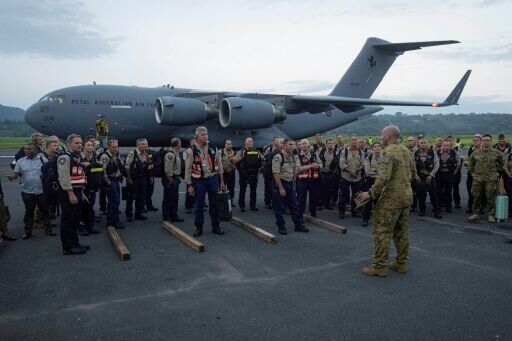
left=294, top=225, right=309, bottom=233
left=434, top=209, right=442, bottom=219
left=193, top=223, right=203, bottom=237
left=78, top=223, right=89, bottom=236
left=45, top=228, right=56, bottom=236
left=212, top=222, right=224, bottom=235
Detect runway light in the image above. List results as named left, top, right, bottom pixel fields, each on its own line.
left=432, top=103, right=440, bottom=107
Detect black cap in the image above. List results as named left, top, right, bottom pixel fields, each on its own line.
left=498, top=133, right=505, bottom=139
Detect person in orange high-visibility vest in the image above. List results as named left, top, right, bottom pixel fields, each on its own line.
left=296, top=139, right=321, bottom=218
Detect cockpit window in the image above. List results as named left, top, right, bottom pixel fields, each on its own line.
left=49, top=95, right=66, bottom=104
left=39, top=94, right=66, bottom=104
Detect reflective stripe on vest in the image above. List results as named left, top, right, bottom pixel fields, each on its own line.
left=70, top=165, right=86, bottom=186
left=298, top=154, right=319, bottom=179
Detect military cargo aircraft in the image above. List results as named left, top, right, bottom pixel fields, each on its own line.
left=24, top=37, right=471, bottom=147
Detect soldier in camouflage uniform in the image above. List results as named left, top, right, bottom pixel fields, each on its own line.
left=467, top=134, right=505, bottom=223
left=357, top=125, right=415, bottom=277
left=0, top=179, right=17, bottom=241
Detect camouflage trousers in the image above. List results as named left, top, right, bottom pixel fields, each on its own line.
left=371, top=205, right=410, bottom=269
left=471, top=180, right=497, bottom=215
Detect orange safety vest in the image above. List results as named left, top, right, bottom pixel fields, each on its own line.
left=69, top=154, right=86, bottom=187
left=191, top=145, right=217, bottom=179
left=298, top=152, right=319, bottom=180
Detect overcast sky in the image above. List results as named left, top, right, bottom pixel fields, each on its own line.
left=0, top=0, right=511, bottom=114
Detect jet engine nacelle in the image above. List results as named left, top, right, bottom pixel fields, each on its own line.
left=155, top=96, right=209, bottom=126
left=219, top=97, right=286, bottom=129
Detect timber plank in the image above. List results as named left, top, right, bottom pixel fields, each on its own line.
left=230, top=216, right=277, bottom=244
left=107, top=226, right=130, bottom=261
left=163, top=221, right=205, bottom=252
left=303, top=214, right=348, bottom=234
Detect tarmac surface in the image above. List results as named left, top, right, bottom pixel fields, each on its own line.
left=0, top=150, right=511, bottom=340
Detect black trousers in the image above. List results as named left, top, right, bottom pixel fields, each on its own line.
left=415, top=178, right=438, bottom=213
left=503, top=175, right=512, bottom=213
left=452, top=169, right=461, bottom=207
left=436, top=172, right=454, bottom=209
left=81, top=189, right=97, bottom=232
left=467, top=173, right=474, bottom=210
left=296, top=178, right=320, bottom=215
left=21, top=192, right=50, bottom=233
left=126, top=177, right=147, bottom=217
left=185, top=192, right=195, bottom=210
left=362, top=178, right=375, bottom=220
left=59, top=189, right=83, bottom=251
left=412, top=182, right=418, bottom=209
left=99, top=186, right=107, bottom=212
left=321, top=172, right=338, bottom=207
left=145, top=175, right=155, bottom=209
left=223, top=170, right=236, bottom=201
left=338, top=178, right=362, bottom=214
left=238, top=172, right=258, bottom=209
left=263, top=173, right=273, bottom=207
left=162, top=177, right=180, bottom=221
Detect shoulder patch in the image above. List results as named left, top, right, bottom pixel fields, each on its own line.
left=59, top=157, right=66, bottom=165
left=273, top=155, right=281, bottom=162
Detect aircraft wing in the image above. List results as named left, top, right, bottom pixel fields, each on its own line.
left=291, top=70, right=471, bottom=109
left=168, top=70, right=470, bottom=112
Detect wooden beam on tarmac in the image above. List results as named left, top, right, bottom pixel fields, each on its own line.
left=230, top=216, right=277, bottom=244
left=303, top=214, right=347, bottom=234
left=162, top=221, right=205, bottom=252
left=107, top=226, right=130, bottom=261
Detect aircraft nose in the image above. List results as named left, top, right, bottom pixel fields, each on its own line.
left=24, top=103, right=40, bottom=129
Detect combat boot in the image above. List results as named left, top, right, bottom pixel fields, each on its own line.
left=434, top=209, right=442, bottom=219
left=362, top=266, right=387, bottom=277
left=294, top=224, right=309, bottom=233
left=212, top=223, right=224, bottom=235
left=388, top=261, right=407, bottom=273
left=488, top=215, right=496, bottom=223
left=78, top=223, right=89, bottom=236
left=467, top=214, right=480, bottom=222
left=45, top=228, right=56, bottom=236
left=193, top=223, right=203, bottom=237
left=2, top=233, right=17, bottom=241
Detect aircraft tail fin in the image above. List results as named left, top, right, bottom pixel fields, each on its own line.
left=439, top=70, right=471, bottom=106
left=329, top=38, right=460, bottom=99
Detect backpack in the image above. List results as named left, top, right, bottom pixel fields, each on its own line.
left=178, top=151, right=185, bottom=179
left=41, top=157, right=60, bottom=197
left=10, top=147, right=26, bottom=170
left=263, top=149, right=281, bottom=177
left=151, top=148, right=167, bottom=178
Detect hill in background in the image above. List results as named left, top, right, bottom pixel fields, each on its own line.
left=336, top=112, right=512, bottom=136
left=0, top=104, right=25, bottom=121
